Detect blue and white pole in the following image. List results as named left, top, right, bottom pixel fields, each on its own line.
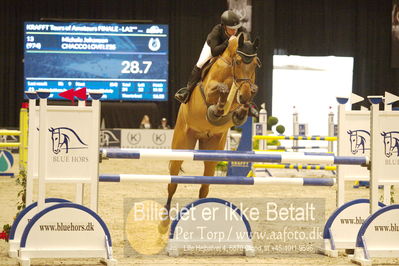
left=99, top=174, right=335, bottom=186
left=101, top=148, right=369, bottom=166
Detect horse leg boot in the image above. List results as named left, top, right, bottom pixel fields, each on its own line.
left=207, top=83, right=230, bottom=119
left=232, top=105, right=249, bottom=126
left=175, top=66, right=201, bottom=104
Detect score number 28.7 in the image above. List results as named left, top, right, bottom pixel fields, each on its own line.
left=121, top=60, right=152, bottom=74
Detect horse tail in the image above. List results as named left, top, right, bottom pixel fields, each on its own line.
left=168, top=161, right=185, bottom=175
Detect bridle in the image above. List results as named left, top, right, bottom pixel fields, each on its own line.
left=231, top=51, right=260, bottom=104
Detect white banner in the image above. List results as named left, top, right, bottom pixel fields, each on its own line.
left=121, top=129, right=174, bottom=149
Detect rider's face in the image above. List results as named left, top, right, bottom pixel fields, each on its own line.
left=225, top=27, right=238, bottom=37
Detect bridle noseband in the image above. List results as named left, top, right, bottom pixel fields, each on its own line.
left=217, top=50, right=260, bottom=105
left=232, top=52, right=259, bottom=103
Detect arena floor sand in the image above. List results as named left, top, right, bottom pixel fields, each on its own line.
left=0, top=156, right=398, bottom=265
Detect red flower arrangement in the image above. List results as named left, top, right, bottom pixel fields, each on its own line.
left=0, top=224, right=10, bottom=242
left=0, top=230, right=9, bottom=241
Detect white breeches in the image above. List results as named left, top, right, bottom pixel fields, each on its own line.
left=196, top=41, right=212, bottom=69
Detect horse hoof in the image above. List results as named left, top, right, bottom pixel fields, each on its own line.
left=232, top=112, right=248, bottom=126
left=218, top=83, right=229, bottom=96
left=207, top=105, right=221, bottom=121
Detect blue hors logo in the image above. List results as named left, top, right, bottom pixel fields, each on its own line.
left=347, top=129, right=370, bottom=154
left=49, top=127, right=88, bottom=154
left=100, top=130, right=120, bottom=147
left=381, top=131, right=399, bottom=158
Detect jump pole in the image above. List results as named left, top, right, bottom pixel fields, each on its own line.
left=253, top=135, right=337, bottom=141
left=252, top=163, right=336, bottom=171
left=101, top=148, right=368, bottom=166
left=99, top=174, right=335, bottom=186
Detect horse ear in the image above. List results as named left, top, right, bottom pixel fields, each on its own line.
left=238, top=33, right=244, bottom=48
left=253, top=37, right=260, bottom=51
left=48, top=127, right=53, bottom=132
left=347, top=130, right=351, bottom=134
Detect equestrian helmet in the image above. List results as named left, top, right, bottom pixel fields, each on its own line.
left=221, top=10, right=242, bottom=29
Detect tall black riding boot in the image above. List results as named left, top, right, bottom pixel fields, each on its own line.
left=175, top=66, right=201, bottom=104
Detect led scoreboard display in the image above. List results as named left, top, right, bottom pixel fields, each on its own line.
left=24, top=22, right=169, bottom=101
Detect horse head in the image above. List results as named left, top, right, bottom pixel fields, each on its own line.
left=381, top=131, right=392, bottom=157
left=347, top=130, right=360, bottom=154
left=232, top=33, right=260, bottom=106
left=204, top=34, right=261, bottom=126
left=49, top=127, right=61, bottom=154
left=49, top=127, right=70, bottom=154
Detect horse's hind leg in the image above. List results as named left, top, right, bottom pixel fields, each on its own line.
left=198, top=132, right=228, bottom=198
left=166, top=127, right=197, bottom=208
left=166, top=161, right=182, bottom=210
left=159, top=116, right=197, bottom=233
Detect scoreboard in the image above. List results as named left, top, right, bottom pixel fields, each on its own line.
left=24, top=22, right=169, bottom=101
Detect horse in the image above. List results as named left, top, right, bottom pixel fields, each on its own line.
left=159, top=33, right=260, bottom=232
left=49, top=127, right=88, bottom=154
left=347, top=129, right=370, bottom=155
left=381, top=131, right=399, bottom=157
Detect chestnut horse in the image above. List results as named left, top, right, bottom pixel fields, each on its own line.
left=160, top=33, right=260, bottom=232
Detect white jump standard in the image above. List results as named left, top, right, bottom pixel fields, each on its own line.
left=318, top=94, right=399, bottom=265
left=14, top=91, right=116, bottom=266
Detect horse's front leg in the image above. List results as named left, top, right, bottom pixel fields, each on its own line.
left=212, top=83, right=230, bottom=117
left=198, top=133, right=228, bottom=199
left=206, top=82, right=230, bottom=121
left=232, top=105, right=249, bottom=126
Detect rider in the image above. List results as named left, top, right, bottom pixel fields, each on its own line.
left=175, top=10, right=258, bottom=116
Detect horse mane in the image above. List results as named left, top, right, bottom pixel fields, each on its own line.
left=54, top=127, right=88, bottom=146
left=224, top=33, right=259, bottom=65
left=224, top=36, right=239, bottom=58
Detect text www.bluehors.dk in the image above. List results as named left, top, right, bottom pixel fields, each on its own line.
left=340, top=218, right=399, bottom=232
left=39, top=222, right=94, bottom=231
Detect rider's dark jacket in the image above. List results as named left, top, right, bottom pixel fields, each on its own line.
left=206, top=24, right=249, bottom=57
